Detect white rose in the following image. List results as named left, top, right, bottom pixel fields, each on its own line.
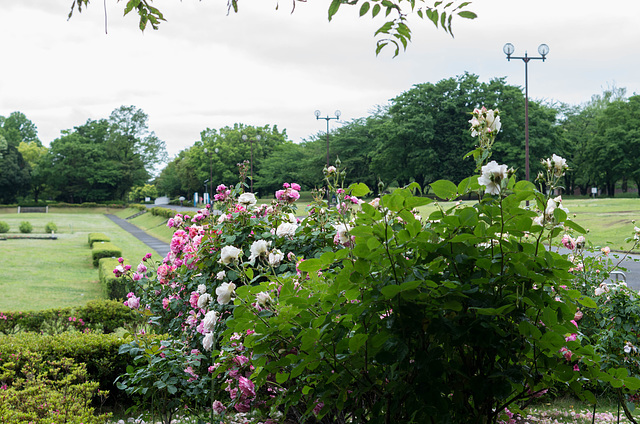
left=268, top=249, right=284, bottom=267
left=334, top=223, right=352, bottom=245
left=219, top=245, right=243, bottom=264
left=478, top=160, right=508, bottom=196
left=203, top=332, right=214, bottom=351
left=485, top=109, right=501, bottom=133
left=551, top=154, right=567, bottom=177
left=255, top=292, right=272, bottom=308
left=249, top=239, right=271, bottom=264
left=217, top=214, right=227, bottom=224
left=276, top=222, right=298, bottom=238
left=197, top=284, right=207, bottom=295
left=237, top=192, right=257, bottom=207
left=203, top=310, right=219, bottom=332
left=216, top=270, right=226, bottom=280
left=197, top=293, right=212, bottom=309
left=216, top=282, right=236, bottom=305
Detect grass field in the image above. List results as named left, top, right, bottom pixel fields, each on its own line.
left=416, top=197, right=640, bottom=252
left=0, top=212, right=163, bottom=311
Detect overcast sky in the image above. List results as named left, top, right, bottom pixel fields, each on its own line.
left=1, top=1, right=639, bottom=158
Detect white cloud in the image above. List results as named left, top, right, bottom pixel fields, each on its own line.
left=1, top=0, right=639, bottom=158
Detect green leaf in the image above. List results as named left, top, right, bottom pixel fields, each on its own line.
left=349, top=182, right=371, bottom=197
left=442, top=300, right=462, bottom=311
left=577, top=296, right=597, bottom=309
left=328, top=0, right=341, bottom=20
left=359, top=1, right=370, bottom=16
left=276, top=372, right=289, bottom=384
left=430, top=180, right=458, bottom=200
left=372, top=3, right=381, bottom=17
left=458, top=10, right=477, bottom=19
left=349, top=334, right=368, bottom=353
left=381, top=285, right=402, bottom=299
left=564, top=219, right=587, bottom=234
left=297, top=258, right=324, bottom=273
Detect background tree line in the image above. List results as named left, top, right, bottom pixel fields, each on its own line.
left=2, top=73, right=639, bottom=204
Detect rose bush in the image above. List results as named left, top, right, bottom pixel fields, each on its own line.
left=115, top=109, right=640, bottom=424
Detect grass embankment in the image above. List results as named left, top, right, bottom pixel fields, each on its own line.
left=114, top=208, right=175, bottom=243
left=0, top=212, right=162, bottom=311
left=417, top=198, right=640, bottom=252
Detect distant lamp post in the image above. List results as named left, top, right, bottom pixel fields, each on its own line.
left=314, top=109, right=341, bottom=168
left=203, top=147, right=219, bottom=202
left=503, top=42, right=549, bottom=182
left=241, top=134, right=261, bottom=193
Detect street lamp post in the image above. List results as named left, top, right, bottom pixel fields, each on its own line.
left=503, top=43, right=549, bottom=182
left=314, top=110, right=342, bottom=168
left=241, top=134, right=261, bottom=193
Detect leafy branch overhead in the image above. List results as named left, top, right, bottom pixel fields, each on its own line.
left=67, top=0, right=476, bottom=55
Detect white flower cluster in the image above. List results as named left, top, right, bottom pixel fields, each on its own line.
left=469, top=107, right=501, bottom=138
left=542, top=154, right=569, bottom=178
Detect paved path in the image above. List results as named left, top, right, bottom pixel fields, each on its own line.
left=105, top=214, right=170, bottom=258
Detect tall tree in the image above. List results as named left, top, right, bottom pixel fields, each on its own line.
left=0, top=112, right=38, bottom=203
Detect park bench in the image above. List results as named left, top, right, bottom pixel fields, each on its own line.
left=17, top=206, right=48, bottom=213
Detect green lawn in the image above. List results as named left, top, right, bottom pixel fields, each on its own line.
left=416, top=197, right=640, bottom=252
left=0, top=212, right=163, bottom=311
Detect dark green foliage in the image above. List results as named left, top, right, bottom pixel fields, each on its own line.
left=0, top=221, right=8, bottom=233
left=88, top=232, right=110, bottom=247
left=18, top=221, right=32, bottom=233
left=91, top=242, right=122, bottom=267
left=0, top=331, right=136, bottom=408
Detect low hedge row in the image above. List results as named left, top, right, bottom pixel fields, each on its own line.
left=0, top=202, right=127, bottom=209
left=0, top=331, right=136, bottom=408
left=150, top=206, right=177, bottom=219
left=0, top=299, right=135, bottom=335
left=88, top=232, right=110, bottom=247
left=99, top=258, right=131, bottom=300
left=92, top=241, right=122, bottom=267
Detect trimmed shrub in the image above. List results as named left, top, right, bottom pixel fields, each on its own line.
left=0, top=300, right=134, bottom=336
left=77, top=299, right=135, bottom=333
left=0, top=332, right=135, bottom=407
left=19, top=221, right=33, bottom=233
left=44, top=221, right=58, bottom=233
left=0, top=352, right=111, bottom=423
left=130, top=203, right=148, bottom=212
left=88, top=232, right=110, bottom=247
left=0, top=221, right=9, bottom=233
left=150, top=206, right=177, bottom=219
left=91, top=242, right=122, bottom=267
left=98, top=257, right=130, bottom=300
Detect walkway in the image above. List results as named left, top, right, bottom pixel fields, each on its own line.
left=105, top=214, right=170, bottom=258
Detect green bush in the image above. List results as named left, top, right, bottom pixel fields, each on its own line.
left=0, top=300, right=134, bottom=336
left=88, top=232, right=110, bottom=247
left=150, top=206, right=177, bottom=219
left=0, top=221, right=9, bottom=233
left=19, top=221, right=33, bottom=233
left=98, top=258, right=131, bottom=299
left=0, top=352, right=111, bottom=423
left=0, top=332, right=136, bottom=408
left=44, top=221, right=58, bottom=233
left=91, top=242, right=122, bottom=267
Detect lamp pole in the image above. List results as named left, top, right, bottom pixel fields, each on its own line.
left=314, top=110, right=341, bottom=168
left=242, top=134, right=261, bottom=193
left=503, top=43, right=549, bottom=182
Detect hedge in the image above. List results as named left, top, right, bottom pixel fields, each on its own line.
left=0, top=331, right=135, bottom=406
left=98, top=257, right=130, bottom=300
left=91, top=241, right=121, bottom=267
left=0, top=299, right=135, bottom=335
left=88, top=232, right=110, bottom=247
left=150, top=206, right=177, bottom=219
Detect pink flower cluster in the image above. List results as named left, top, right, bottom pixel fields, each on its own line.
left=214, top=184, right=231, bottom=202
left=275, top=182, right=301, bottom=203
left=124, top=292, right=140, bottom=309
